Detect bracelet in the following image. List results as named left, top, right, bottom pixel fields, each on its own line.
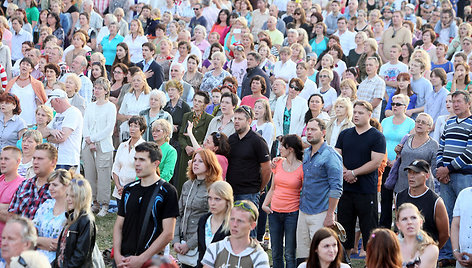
left=453, top=249, right=460, bottom=253
left=351, top=170, right=355, bottom=177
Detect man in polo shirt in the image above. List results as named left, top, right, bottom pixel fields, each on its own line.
left=226, top=106, right=271, bottom=208
left=11, top=17, right=33, bottom=63
left=9, top=143, right=57, bottom=219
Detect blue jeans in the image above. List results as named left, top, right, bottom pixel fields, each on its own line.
left=234, top=193, right=260, bottom=238
left=439, top=172, right=472, bottom=260
left=56, top=165, right=78, bottom=171
left=269, top=211, right=299, bottom=268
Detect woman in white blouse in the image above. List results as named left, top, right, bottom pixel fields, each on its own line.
left=123, top=19, right=148, bottom=64
left=325, top=97, right=354, bottom=147
left=273, top=78, right=308, bottom=138
left=111, top=115, right=146, bottom=200
left=82, top=77, right=117, bottom=216
left=117, top=71, right=150, bottom=141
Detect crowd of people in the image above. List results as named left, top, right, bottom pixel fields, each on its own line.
left=0, top=0, right=472, bottom=267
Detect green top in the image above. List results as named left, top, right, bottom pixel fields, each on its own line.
left=158, top=142, right=177, bottom=182
left=445, top=81, right=472, bottom=92
left=26, top=7, right=39, bottom=24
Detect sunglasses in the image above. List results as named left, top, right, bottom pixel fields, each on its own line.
left=234, top=46, right=244, bottom=51
left=193, top=7, right=200, bottom=10
left=234, top=201, right=256, bottom=220
left=71, top=178, right=85, bottom=186
left=405, top=257, right=421, bottom=268
left=415, top=119, right=430, bottom=125
left=290, top=85, right=301, bottom=91
left=294, top=12, right=301, bottom=15
left=240, top=105, right=253, bottom=119
left=17, top=255, right=27, bottom=267
left=391, top=102, right=405, bottom=107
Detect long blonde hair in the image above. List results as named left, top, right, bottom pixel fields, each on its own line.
left=129, top=71, right=151, bottom=94
left=67, top=174, right=93, bottom=225
left=208, top=181, right=233, bottom=232
left=396, top=203, right=437, bottom=254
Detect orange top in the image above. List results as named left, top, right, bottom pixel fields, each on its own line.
left=271, top=160, right=304, bottom=213
left=5, top=76, right=47, bottom=104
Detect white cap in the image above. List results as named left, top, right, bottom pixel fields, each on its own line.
left=45, top=89, right=67, bottom=106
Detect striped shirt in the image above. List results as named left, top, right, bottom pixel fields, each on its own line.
left=437, top=116, right=472, bottom=174
left=0, top=64, right=7, bottom=89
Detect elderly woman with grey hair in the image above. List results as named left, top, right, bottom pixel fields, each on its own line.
left=139, top=89, right=173, bottom=142
left=82, top=77, right=117, bottom=217
left=65, top=73, right=86, bottom=115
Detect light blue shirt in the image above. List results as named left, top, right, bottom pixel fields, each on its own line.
left=425, top=86, right=449, bottom=123
left=101, top=34, right=124, bottom=66
left=299, top=142, right=343, bottom=215
left=381, top=116, right=415, bottom=161
left=11, top=29, right=33, bottom=61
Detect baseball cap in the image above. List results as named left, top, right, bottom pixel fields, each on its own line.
left=404, top=160, right=430, bottom=173
left=46, top=89, right=67, bottom=106
left=406, top=3, right=415, bottom=10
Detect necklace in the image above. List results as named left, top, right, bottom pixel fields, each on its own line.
left=17, top=76, right=30, bottom=82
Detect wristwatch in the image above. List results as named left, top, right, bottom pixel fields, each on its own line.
left=453, top=249, right=460, bottom=253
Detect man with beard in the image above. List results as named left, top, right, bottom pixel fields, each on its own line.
left=296, top=118, right=343, bottom=265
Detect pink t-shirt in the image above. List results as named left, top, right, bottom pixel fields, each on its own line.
left=0, top=174, right=26, bottom=241
left=271, top=161, right=303, bottom=213
left=216, top=154, right=228, bottom=180
left=240, top=95, right=268, bottom=109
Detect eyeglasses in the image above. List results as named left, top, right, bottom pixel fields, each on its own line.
left=71, top=178, right=84, bottom=186
left=415, top=119, right=430, bottom=125
left=405, top=257, right=421, bottom=268
left=234, top=46, right=244, bottom=51
left=17, top=255, right=27, bottom=267
left=193, top=7, right=199, bottom=10
left=391, top=102, right=405, bottom=107
left=234, top=201, right=256, bottom=220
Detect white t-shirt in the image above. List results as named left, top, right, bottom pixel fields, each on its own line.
left=379, top=61, right=409, bottom=96
left=315, top=87, right=338, bottom=110
left=10, top=83, right=37, bottom=126
left=334, top=30, right=357, bottom=56
left=48, top=106, right=83, bottom=166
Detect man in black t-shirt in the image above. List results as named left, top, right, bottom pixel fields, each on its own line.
left=113, top=142, right=179, bottom=268
left=226, top=106, right=271, bottom=207
left=335, top=100, right=386, bottom=254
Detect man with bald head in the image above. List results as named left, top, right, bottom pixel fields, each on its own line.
left=267, top=16, right=284, bottom=48
left=262, top=5, right=286, bottom=35
left=158, top=63, right=195, bottom=106
left=69, top=55, right=94, bottom=103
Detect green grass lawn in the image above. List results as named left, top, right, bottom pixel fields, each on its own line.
left=95, top=215, right=454, bottom=268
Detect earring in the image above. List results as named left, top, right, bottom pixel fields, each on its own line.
left=416, top=233, right=423, bottom=242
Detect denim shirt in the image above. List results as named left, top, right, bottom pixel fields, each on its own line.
left=299, top=142, right=343, bottom=215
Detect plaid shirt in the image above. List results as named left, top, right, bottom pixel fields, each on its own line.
left=357, top=74, right=386, bottom=120
left=8, top=176, right=51, bottom=219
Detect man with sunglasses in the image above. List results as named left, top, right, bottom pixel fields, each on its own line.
left=188, top=3, right=208, bottom=35
left=379, top=10, right=412, bottom=63
left=201, top=200, right=270, bottom=268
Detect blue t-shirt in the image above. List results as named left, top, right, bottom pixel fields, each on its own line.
left=381, top=116, right=415, bottom=160
left=431, top=61, right=453, bottom=73
left=385, top=92, right=417, bottom=111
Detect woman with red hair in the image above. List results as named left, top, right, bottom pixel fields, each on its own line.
left=0, top=93, right=27, bottom=149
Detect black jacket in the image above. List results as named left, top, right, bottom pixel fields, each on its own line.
left=137, top=60, right=165, bottom=90
left=196, top=212, right=230, bottom=268
left=241, top=66, right=271, bottom=99
left=53, top=211, right=96, bottom=268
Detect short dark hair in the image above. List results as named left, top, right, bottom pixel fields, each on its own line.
left=129, top=115, right=147, bottom=134
left=35, top=143, right=58, bottom=161
left=452, top=90, right=471, bottom=103
left=249, top=75, right=267, bottom=94
left=220, top=92, right=238, bottom=107
left=20, top=57, right=35, bottom=69
left=431, top=68, right=447, bottom=86
left=308, top=117, right=327, bottom=131
left=194, top=91, right=210, bottom=104
left=135, top=142, right=162, bottom=163
left=353, top=100, right=374, bottom=113
left=235, top=105, right=254, bottom=120
left=44, top=63, right=61, bottom=77
left=0, top=93, right=22, bottom=115
left=142, top=42, right=156, bottom=53
left=247, top=52, right=262, bottom=62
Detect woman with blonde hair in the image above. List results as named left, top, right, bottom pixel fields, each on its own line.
left=64, top=74, right=86, bottom=115
left=339, top=79, right=357, bottom=102
left=396, top=203, right=439, bottom=268
left=447, top=22, right=472, bottom=58
left=252, top=98, right=276, bottom=150
left=196, top=181, right=233, bottom=268
left=291, top=43, right=306, bottom=63
left=224, top=17, right=248, bottom=57
left=411, top=49, right=431, bottom=79
left=64, top=31, right=87, bottom=67
left=366, top=228, right=402, bottom=268
left=123, top=19, right=148, bottom=64
left=83, top=77, right=116, bottom=216
left=118, top=71, right=151, bottom=141
left=200, top=52, right=231, bottom=93
left=18, top=130, right=43, bottom=179
left=53, top=175, right=96, bottom=268
left=151, top=119, right=177, bottom=182
left=325, top=97, right=354, bottom=147
left=33, top=169, right=71, bottom=262
left=174, top=149, right=222, bottom=267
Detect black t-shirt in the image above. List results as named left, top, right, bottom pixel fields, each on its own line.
left=118, top=179, right=179, bottom=256
left=66, top=5, right=79, bottom=14
left=335, top=127, right=386, bottom=194
left=226, top=130, right=270, bottom=195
